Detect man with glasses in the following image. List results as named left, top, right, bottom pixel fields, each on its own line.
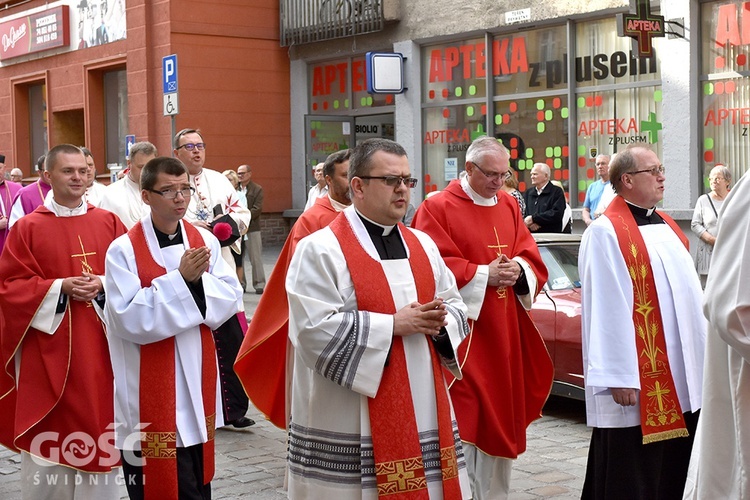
left=173, top=128, right=252, bottom=429
left=523, top=162, right=566, bottom=233
left=104, top=156, right=242, bottom=499
left=412, top=135, right=552, bottom=499
left=579, top=145, right=705, bottom=498
left=283, top=138, right=471, bottom=498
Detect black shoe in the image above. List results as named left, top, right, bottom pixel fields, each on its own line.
left=228, top=417, right=255, bottom=428
left=255, top=288, right=264, bottom=295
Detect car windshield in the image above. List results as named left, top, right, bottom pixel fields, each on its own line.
left=539, top=244, right=580, bottom=290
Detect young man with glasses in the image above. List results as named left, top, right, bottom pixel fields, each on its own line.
left=412, top=135, right=552, bottom=499
left=579, top=145, right=705, bottom=498
left=173, top=128, right=253, bottom=429
left=104, top=156, right=242, bottom=499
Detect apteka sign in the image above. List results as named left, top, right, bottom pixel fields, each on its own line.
left=616, top=0, right=664, bottom=57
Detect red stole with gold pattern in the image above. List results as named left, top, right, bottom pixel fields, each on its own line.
left=604, top=196, right=690, bottom=444
left=329, top=214, right=462, bottom=499
left=128, top=221, right=218, bottom=497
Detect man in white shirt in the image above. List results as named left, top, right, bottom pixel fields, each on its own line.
left=81, top=147, right=107, bottom=206
left=303, top=162, right=327, bottom=210
left=98, top=141, right=157, bottom=228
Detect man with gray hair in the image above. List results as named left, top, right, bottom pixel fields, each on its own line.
left=523, top=162, right=566, bottom=233
left=413, top=135, right=552, bottom=498
left=99, top=141, right=158, bottom=229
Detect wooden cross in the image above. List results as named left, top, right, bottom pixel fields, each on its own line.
left=488, top=227, right=508, bottom=298
left=71, top=235, right=96, bottom=274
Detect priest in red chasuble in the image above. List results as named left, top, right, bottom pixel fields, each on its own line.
left=0, top=144, right=127, bottom=499
left=412, top=135, right=553, bottom=499
left=235, top=148, right=351, bottom=429
left=579, top=146, right=705, bottom=499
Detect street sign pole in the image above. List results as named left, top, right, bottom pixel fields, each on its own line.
left=162, top=54, right=179, bottom=154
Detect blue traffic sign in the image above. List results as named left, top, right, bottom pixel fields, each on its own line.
left=163, top=54, right=178, bottom=94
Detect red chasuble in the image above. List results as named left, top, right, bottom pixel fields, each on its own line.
left=0, top=206, right=126, bottom=472
left=604, top=196, right=691, bottom=444
left=235, top=196, right=339, bottom=429
left=412, top=180, right=553, bottom=459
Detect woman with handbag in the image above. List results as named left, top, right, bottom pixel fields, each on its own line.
left=691, top=164, right=732, bottom=288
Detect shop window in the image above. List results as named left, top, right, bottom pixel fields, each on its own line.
left=423, top=38, right=487, bottom=104
left=493, top=26, right=568, bottom=95
left=575, top=18, right=661, bottom=89
left=309, top=56, right=393, bottom=114
left=29, top=83, right=48, bottom=166
left=103, top=69, right=128, bottom=168
left=493, top=96, right=570, bottom=194
left=574, top=86, right=662, bottom=203
left=700, top=0, right=750, bottom=186
left=421, top=104, right=487, bottom=194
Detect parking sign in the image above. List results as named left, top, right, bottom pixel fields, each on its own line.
left=163, top=55, right=178, bottom=94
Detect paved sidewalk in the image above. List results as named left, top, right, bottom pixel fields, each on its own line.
left=0, top=244, right=591, bottom=499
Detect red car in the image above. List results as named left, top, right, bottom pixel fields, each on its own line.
left=531, top=233, right=584, bottom=400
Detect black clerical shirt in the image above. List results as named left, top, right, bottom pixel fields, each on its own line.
left=153, top=224, right=207, bottom=318
left=625, top=201, right=665, bottom=226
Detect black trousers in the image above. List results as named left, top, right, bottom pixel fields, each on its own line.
left=121, top=444, right=211, bottom=500
left=582, top=411, right=700, bottom=500
left=213, top=313, right=250, bottom=422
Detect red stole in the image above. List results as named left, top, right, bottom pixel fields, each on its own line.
left=329, top=214, right=462, bottom=499
left=604, top=196, right=690, bottom=443
left=128, top=221, right=218, bottom=496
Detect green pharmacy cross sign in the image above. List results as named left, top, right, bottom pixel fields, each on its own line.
left=616, top=0, right=665, bottom=57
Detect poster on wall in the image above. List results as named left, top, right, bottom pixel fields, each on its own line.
left=0, top=0, right=125, bottom=63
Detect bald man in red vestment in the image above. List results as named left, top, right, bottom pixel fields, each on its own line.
left=0, top=144, right=126, bottom=499
left=412, top=136, right=553, bottom=499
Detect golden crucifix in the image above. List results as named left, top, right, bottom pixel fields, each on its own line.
left=488, top=227, right=508, bottom=299
left=71, top=235, right=96, bottom=274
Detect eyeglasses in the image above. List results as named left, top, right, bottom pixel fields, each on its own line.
left=358, top=176, right=418, bottom=188
left=470, top=161, right=512, bottom=181
left=176, top=143, right=206, bottom=152
left=628, top=165, right=665, bottom=176
left=148, top=187, right=195, bottom=199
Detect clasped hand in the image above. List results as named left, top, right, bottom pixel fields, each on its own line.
left=61, top=271, right=102, bottom=302
left=393, top=298, right=448, bottom=337
left=488, top=255, right=521, bottom=288
left=179, top=246, right=210, bottom=282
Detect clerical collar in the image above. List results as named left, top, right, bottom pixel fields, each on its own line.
left=152, top=222, right=184, bottom=247
left=328, top=195, right=349, bottom=212
left=624, top=200, right=664, bottom=225
left=459, top=171, right=497, bottom=206
left=44, top=196, right=87, bottom=217
left=355, top=209, right=406, bottom=260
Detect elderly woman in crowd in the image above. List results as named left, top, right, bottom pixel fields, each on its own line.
left=222, top=169, right=248, bottom=290
left=501, top=169, right=525, bottom=215
left=691, top=164, right=732, bottom=288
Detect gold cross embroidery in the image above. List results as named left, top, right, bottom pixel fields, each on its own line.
left=647, top=381, right=670, bottom=412
left=71, top=235, right=96, bottom=274
left=387, top=461, right=415, bottom=491
left=488, top=227, right=508, bottom=298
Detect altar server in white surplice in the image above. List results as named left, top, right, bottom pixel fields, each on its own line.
left=683, top=170, right=750, bottom=499
left=98, top=141, right=157, bottom=228
left=104, top=156, right=242, bottom=499
left=286, top=139, right=471, bottom=500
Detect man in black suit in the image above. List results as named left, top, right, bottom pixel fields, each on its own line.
left=523, top=163, right=566, bottom=233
